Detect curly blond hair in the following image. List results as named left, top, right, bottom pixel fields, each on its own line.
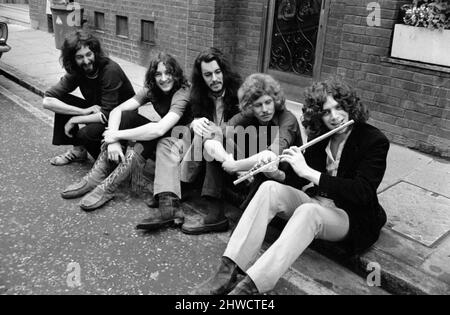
left=238, top=73, right=286, bottom=114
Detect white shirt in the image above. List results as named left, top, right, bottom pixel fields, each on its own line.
left=315, top=130, right=352, bottom=208
left=325, top=130, right=352, bottom=177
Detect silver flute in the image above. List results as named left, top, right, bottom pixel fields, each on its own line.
left=233, top=120, right=355, bottom=186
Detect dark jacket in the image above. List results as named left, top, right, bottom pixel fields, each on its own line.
left=284, top=123, right=390, bottom=254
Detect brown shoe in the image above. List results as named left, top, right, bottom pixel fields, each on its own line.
left=136, top=193, right=184, bottom=231
left=80, top=187, right=114, bottom=212
left=61, top=146, right=112, bottom=200
left=80, top=147, right=142, bottom=212
left=181, top=197, right=229, bottom=235
left=144, top=194, right=159, bottom=208
left=228, top=275, right=259, bottom=295
left=190, top=257, right=240, bottom=295
left=61, top=178, right=96, bottom=200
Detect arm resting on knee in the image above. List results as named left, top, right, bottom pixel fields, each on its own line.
left=43, top=97, right=89, bottom=116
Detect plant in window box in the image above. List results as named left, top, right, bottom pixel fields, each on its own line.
left=391, top=0, right=450, bottom=67
left=401, top=0, right=449, bottom=29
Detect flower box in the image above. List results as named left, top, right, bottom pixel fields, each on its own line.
left=391, top=24, right=450, bottom=67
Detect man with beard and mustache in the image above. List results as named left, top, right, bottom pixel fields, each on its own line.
left=159, top=47, right=242, bottom=235
left=43, top=30, right=135, bottom=166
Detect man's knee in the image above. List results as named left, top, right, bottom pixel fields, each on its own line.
left=76, top=126, right=89, bottom=141
left=292, top=204, right=324, bottom=233
left=258, top=181, right=283, bottom=195
left=76, top=124, right=105, bottom=141
left=253, top=181, right=284, bottom=210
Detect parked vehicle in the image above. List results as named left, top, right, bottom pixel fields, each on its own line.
left=0, top=22, right=11, bottom=58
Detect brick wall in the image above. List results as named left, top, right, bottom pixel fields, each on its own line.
left=186, top=0, right=215, bottom=77
left=232, top=0, right=265, bottom=78
left=75, top=0, right=189, bottom=73
left=29, top=0, right=264, bottom=77
left=69, top=0, right=263, bottom=80
left=322, top=0, right=450, bottom=157
left=28, top=0, right=449, bottom=156
left=186, top=0, right=264, bottom=79
left=1, top=0, right=29, bottom=4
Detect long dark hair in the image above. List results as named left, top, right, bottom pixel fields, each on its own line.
left=144, top=52, right=189, bottom=103
left=190, top=48, right=242, bottom=122
left=60, top=30, right=109, bottom=75
left=303, top=77, right=369, bottom=139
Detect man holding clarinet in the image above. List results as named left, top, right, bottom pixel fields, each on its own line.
left=193, top=77, right=390, bottom=295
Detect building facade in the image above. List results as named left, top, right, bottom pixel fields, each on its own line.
left=29, top=0, right=450, bottom=157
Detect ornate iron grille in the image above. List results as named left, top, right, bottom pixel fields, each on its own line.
left=269, top=0, right=322, bottom=76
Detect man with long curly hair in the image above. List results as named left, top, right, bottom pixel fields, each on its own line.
left=43, top=30, right=134, bottom=165
left=61, top=52, right=191, bottom=215
left=194, top=77, right=390, bottom=295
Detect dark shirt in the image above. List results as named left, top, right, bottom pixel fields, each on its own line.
left=226, top=108, right=303, bottom=155
left=229, top=109, right=304, bottom=211
left=45, top=59, right=135, bottom=119
left=284, top=123, right=390, bottom=254
left=192, top=90, right=240, bottom=123
left=134, top=86, right=191, bottom=136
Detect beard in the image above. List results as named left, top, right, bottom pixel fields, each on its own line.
left=81, top=62, right=97, bottom=76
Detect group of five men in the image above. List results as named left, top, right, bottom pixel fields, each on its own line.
left=43, top=30, right=390, bottom=295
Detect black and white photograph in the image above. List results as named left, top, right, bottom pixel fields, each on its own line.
left=0, top=0, right=449, bottom=300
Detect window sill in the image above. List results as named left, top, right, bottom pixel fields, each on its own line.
left=116, top=35, right=129, bottom=40
left=381, top=56, right=450, bottom=74
left=141, top=41, right=156, bottom=46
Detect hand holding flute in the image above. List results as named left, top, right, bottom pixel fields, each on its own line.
left=233, top=120, right=355, bottom=186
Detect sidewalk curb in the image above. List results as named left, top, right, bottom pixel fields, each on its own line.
left=0, top=61, right=46, bottom=97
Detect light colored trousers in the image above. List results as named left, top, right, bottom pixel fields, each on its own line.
left=153, top=137, right=187, bottom=199
left=224, top=180, right=350, bottom=293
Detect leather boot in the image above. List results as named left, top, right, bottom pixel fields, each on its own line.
left=144, top=193, right=159, bottom=208
left=182, top=196, right=229, bottom=235
left=228, top=275, right=259, bottom=295
left=61, top=145, right=112, bottom=199
left=190, top=257, right=240, bottom=295
left=80, top=147, right=145, bottom=211
left=136, top=192, right=184, bottom=231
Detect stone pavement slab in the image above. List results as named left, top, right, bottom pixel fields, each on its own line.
left=405, top=160, right=450, bottom=199
left=378, top=144, right=434, bottom=193
left=379, top=182, right=450, bottom=247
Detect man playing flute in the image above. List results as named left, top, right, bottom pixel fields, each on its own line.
left=193, top=77, right=390, bottom=295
